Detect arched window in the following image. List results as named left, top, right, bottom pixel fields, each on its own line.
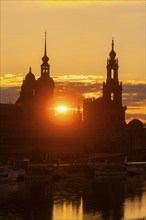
left=111, top=92, right=114, bottom=100
left=111, top=69, right=114, bottom=78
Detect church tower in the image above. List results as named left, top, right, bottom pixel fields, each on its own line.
left=16, top=33, right=55, bottom=112
left=83, top=40, right=126, bottom=131
left=102, top=40, right=126, bottom=128
left=103, top=40, right=122, bottom=104
left=83, top=40, right=127, bottom=153
left=36, top=33, right=55, bottom=109
left=41, top=32, right=50, bottom=77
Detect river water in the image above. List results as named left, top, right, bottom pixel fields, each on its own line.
left=0, top=176, right=146, bottom=220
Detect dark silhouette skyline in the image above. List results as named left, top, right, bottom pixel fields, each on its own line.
left=0, top=36, right=145, bottom=162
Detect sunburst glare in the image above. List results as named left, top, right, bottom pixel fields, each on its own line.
left=56, top=106, right=68, bottom=112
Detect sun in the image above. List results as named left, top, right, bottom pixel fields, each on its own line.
left=56, top=106, right=68, bottom=112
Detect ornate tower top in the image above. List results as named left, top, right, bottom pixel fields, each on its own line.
left=109, top=39, right=116, bottom=59
left=102, top=40, right=126, bottom=128
left=41, top=32, right=50, bottom=77
left=103, top=39, right=122, bottom=104
left=106, top=39, right=119, bottom=81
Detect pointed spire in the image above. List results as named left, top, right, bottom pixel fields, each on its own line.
left=112, top=38, right=114, bottom=50
left=42, top=32, right=49, bottom=63
left=44, top=32, right=47, bottom=56
left=29, top=66, right=32, bottom=73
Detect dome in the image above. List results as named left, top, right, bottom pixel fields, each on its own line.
left=128, top=119, right=144, bottom=129
left=25, top=67, right=35, bottom=81
left=42, top=55, right=49, bottom=63
left=109, top=39, right=116, bottom=59
left=109, top=49, right=116, bottom=59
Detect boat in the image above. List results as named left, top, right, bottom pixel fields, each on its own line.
left=95, top=169, right=127, bottom=176
left=94, top=163, right=127, bottom=176
left=0, top=166, right=25, bottom=181
left=127, top=162, right=146, bottom=175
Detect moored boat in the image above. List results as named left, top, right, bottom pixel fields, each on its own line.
left=0, top=166, right=25, bottom=181
left=94, top=163, right=127, bottom=176
left=127, top=162, right=146, bottom=175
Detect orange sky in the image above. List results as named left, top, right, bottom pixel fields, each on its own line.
left=1, top=1, right=145, bottom=79
left=0, top=0, right=145, bottom=123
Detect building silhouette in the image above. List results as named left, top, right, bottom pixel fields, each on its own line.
left=0, top=34, right=82, bottom=161
left=16, top=32, right=55, bottom=110
left=84, top=40, right=126, bottom=130
left=0, top=37, right=145, bottom=162
left=83, top=40, right=145, bottom=155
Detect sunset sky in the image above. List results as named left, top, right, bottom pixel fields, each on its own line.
left=0, top=0, right=145, bottom=123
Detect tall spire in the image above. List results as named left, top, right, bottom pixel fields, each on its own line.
left=44, top=31, right=47, bottom=56
left=41, top=32, right=50, bottom=76
left=112, top=38, right=114, bottom=50
left=29, top=66, right=32, bottom=73
left=42, top=32, right=49, bottom=63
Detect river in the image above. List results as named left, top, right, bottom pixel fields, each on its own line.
left=0, top=175, right=146, bottom=220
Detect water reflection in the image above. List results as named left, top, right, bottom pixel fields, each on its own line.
left=124, top=185, right=146, bottom=219
left=0, top=176, right=145, bottom=220
left=53, top=198, right=83, bottom=220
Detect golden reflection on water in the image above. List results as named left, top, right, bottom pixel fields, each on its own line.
left=124, top=191, right=146, bottom=220
left=52, top=197, right=83, bottom=220
left=52, top=185, right=146, bottom=220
